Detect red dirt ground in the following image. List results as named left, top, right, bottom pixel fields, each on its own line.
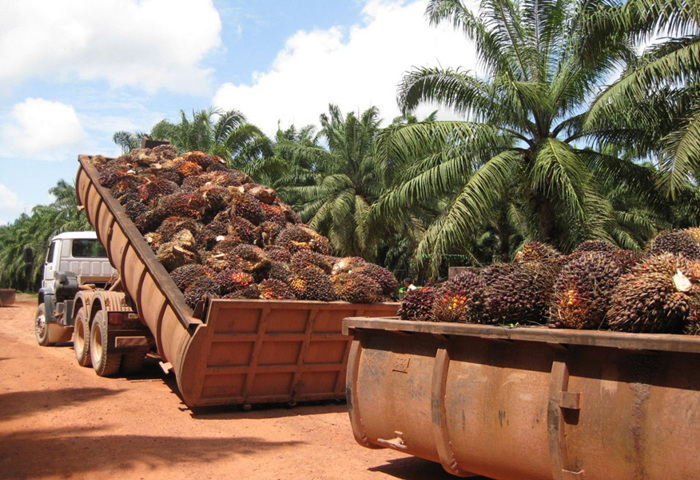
left=0, top=294, right=488, bottom=480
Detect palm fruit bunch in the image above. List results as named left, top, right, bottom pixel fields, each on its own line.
left=550, top=250, right=637, bottom=329
left=481, top=262, right=553, bottom=325
left=432, top=269, right=487, bottom=323
left=351, top=263, right=399, bottom=298
left=398, top=286, right=442, bottom=321
left=514, top=241, right=564, bottom=265
left=606, top=253, right=700, bottom=333
left=92, top=146, right=398, bottom=311
left=258, top=278, right=296, bottom=300
left=288, top=266, right=337, bottom=301
left=291, top=250, right=334, bottom=274
left=170, top=264, right=212, bottom=291
left=514, top=241, right=564, bottom=279
left=183, top=275, right=219, bottom=308
left=572, top=239, right=619, bottom=255
left=331, top=272, right=383, bottom=304
left=214, top=269, right=255, bottom=295
left=275, top=225, right=333, bottom=255
left=648, top=229, right=700, bottom=260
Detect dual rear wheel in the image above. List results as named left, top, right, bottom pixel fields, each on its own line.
left=76, top=308, right=146, bottom=376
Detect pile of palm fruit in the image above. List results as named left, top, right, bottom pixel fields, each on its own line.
left=90, top=145, right=397, bottom=312
left=399, top=232, right=700, bottom=335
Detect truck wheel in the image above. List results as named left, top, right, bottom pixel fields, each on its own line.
left=73, top=307, right=92, bottom=367
left=90, top=310, right=122, bottom=376
left=121, top=351, right=146, bottom=375
left=35, top=303, right=71, bottom=346
left=35, top=303, right=51, bottom=346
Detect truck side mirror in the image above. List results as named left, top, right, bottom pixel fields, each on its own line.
left=23, top=246, right=34, bottom=264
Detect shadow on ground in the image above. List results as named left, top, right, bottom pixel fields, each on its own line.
left=0, top=427, right=299, bottom=479
left=189, top=400, right=348, bottom=420
left=0, top=387, right=124, bottom=422
left=370, top=456, right=492, bottom=480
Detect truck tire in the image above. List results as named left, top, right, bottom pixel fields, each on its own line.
left=121, top=351, right=146, bottom=375
left=35, top=303, right=71, bottom=346
left=35, top=303, right=51, bottom=346
left=73, top=307, right=92, bottom=367
left=90, top=310, right=122, bottom=376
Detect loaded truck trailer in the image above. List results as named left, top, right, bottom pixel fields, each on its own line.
left=342, top=316, right=700, bottom=480
left=34, top=155, right=398, bottom=407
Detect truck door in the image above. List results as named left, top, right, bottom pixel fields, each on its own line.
left=42, top=240, right=60, bottom=292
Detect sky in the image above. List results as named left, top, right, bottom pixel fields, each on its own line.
left=0, top=0, right=477, bottom=225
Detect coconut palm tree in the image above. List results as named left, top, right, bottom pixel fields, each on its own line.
left=373, top=0, right=659, bottom=268
left=583, top=0, right=700, bottom=198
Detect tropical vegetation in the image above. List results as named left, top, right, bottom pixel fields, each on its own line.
left=0, top=180, right=91, bottom=291
left=1, top=0, right=698, bottom=291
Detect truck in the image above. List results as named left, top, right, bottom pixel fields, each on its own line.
left=34, top=231, right=117, bottom=348
left=342, top=317, right=700, bottom=480
left=34, top=155, right=398, bottom=408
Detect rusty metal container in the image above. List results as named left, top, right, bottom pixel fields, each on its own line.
left=343, top=317, right=700, bottom=480
left=75, top=155, right=398, bottom=407
left=0, top=289, right=16, bottom=306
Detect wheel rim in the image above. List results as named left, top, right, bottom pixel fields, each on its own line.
left=35, top=313, right=47, bottom=339
left=75, top=319, right=85, bottom=352
left=91, top=320, right=103, bottom=365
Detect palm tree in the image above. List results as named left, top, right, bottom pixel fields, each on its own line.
left=280, top=105, right=385, bottom=259
left=113, top=131, right=146, bottom=154
left=0, top=181, right=91, bottom=291
left=583, top=0, right=700, bottom=198
left=373, top=0, right=659, bottom=268
left=250, top=123, right=321, bottom=191
left=149, top=108, right=272, bottom=171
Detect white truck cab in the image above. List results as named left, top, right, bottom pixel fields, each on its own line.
left=35, top=231, right=117, bottom=346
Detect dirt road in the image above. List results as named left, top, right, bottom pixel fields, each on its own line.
left=0, top=294, right=485, bottom=480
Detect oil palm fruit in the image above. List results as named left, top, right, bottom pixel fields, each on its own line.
left=288, top=265, right=337, bottom=301
left=331, top=272, right=382, bottom=304
left=482, top=262, right=552, bottom=325
left=649, top=229, right=700, bottom=260
left=550, top=250, right=634, bottom=329
left=183, top=275, right=219, bottom=309
left=607, top=253, right=698, bottom=333
left=398, top=287, right=441, bottom=321
left=432, top=270, right=486, bottom=323
left=572, top=239, right=619, bottom=254
left=258, top=278, right=296, bottom=300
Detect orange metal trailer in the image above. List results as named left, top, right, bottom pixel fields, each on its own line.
left=344, top=317, right=700, bottom=480
left=70, top=155, right=397, bottom=407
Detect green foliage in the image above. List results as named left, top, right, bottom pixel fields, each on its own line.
left=117, top=108, right=273, bottom=173
left=0, top=180, right=91, bottom=291
left=584, top=0, right=700, bottom=198
left=373, top=0, right=666, bottom=270
left=277, top=104, right=386, bottom=259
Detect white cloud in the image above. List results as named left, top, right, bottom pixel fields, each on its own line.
left=213, top=0, right=477, bottom=135
left=0, top=184, right=31, bottom=225
left=0, top=98, right=86, bottom=160
left=0, top=0, right=221, bottom=95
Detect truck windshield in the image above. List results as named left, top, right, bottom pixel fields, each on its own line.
left=71, top=239, right=107, bottom=258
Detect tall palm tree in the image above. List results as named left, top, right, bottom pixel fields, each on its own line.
left=280, top=104, right=385, bottom=259
left=374, top=0, right=659, bottom=268
left=583, top=0, right=700, bottom=198
left=148, top=108, right=272, bottom=171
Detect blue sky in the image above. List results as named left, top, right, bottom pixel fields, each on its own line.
left=0, top=0, right=475, bottom=225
